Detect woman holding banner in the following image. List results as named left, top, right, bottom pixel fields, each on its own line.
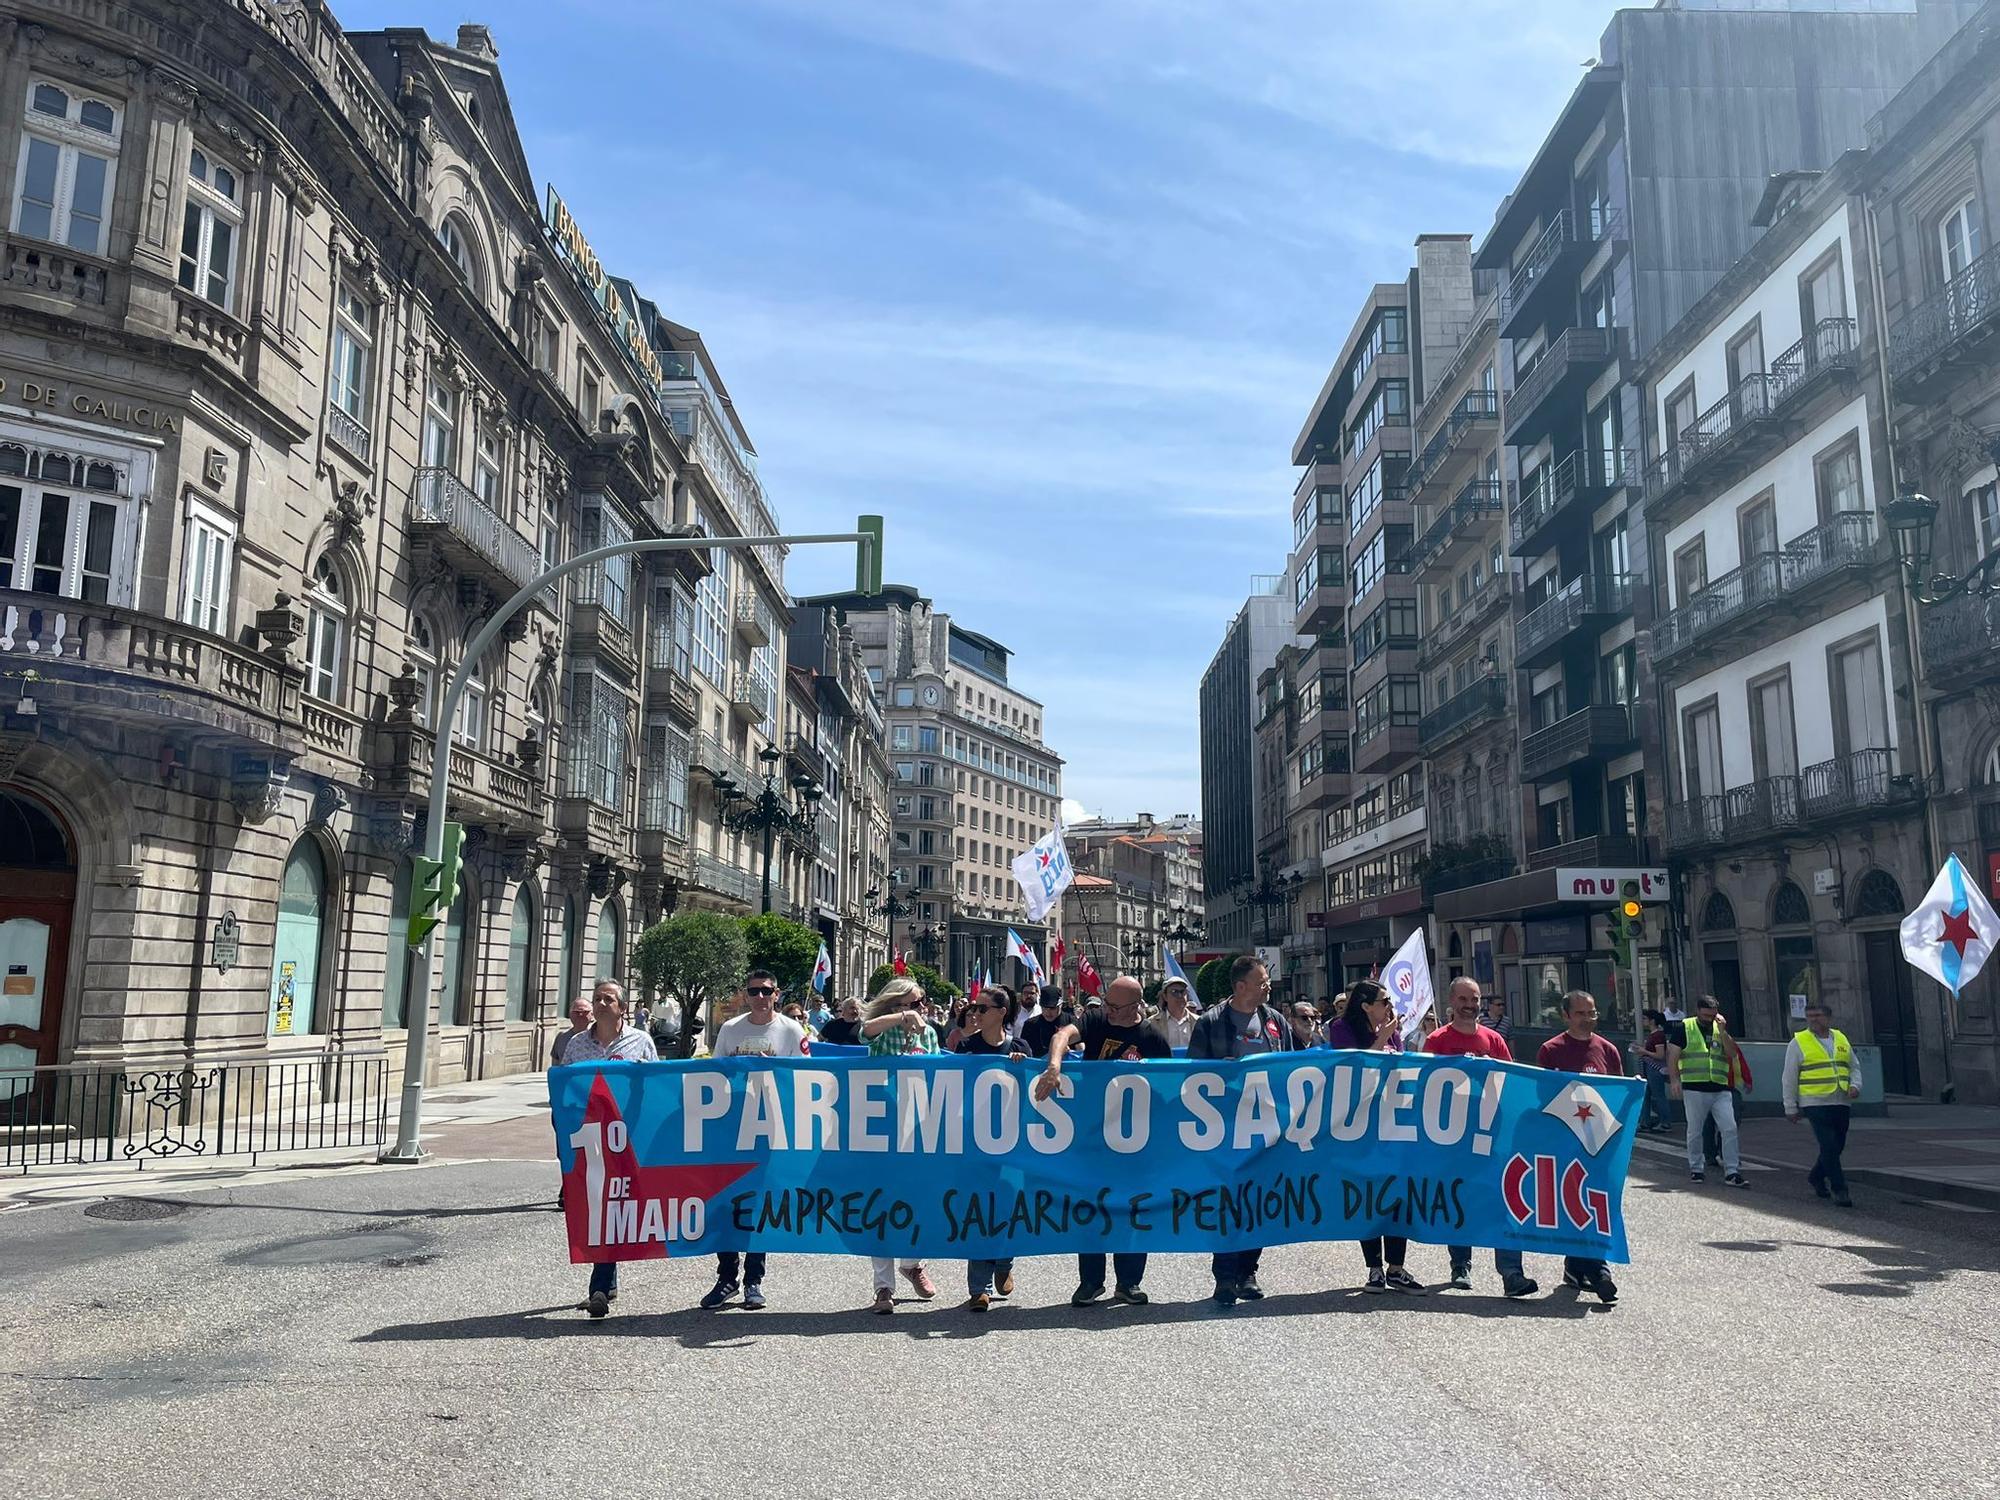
left=1325, top=980, right=1428, bottom=1295
left=953, top=988, right=1029, bottom=1309
left=858, top=978, right=941, bottom=1311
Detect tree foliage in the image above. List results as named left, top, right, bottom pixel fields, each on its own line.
left=633, top=911, right=747, bottom=1058
left=865, top=961, right=962, bottom=1003
left=739, top=913, right=824, bottom=998
left=1195, top=958, right=1231, bottom=1007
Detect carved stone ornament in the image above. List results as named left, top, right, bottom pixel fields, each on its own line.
left=459, top=825, right=491, bottom=860
left=367, top=800, right=418, bottom=856
left=329, top=479, right=372, bottom=551
left=502, top=838, right=544, bottom=882
left=516, top=727, right=544, bottom=780
left=0, top=733, right=32, bottom=783
left=308, top=779, right=348, bottom=828
left=147, top=65, right=200, bottom=114
left=230, top=754, right=292, bottom=825
left=588, top=857, right=626, bottom=898
left=255, top=592, right=305, bottom=662
left=1927, top=418, right=2000, bottom=492
left=388, top=663, right=422, bottom=725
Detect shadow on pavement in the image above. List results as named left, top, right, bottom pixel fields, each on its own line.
left=1697, top=1231, right=1980, bottom=1299
left=356, top=1284, right=1607, bottom=1346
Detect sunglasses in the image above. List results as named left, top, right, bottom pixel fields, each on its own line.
left=971, top=1000, right=1004, bottom=1011
left=747, top=985, right=778, bottom=997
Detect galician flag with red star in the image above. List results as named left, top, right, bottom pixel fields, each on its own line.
left=1543, top=1079, right=1623, bottom=1157
left=1900, top=853, right=2000, bottom=996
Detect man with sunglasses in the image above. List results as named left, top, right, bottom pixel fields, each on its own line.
left=702, top=969, right=807, bottom=1311
left=1034, top=974, right=1173, bottom=1307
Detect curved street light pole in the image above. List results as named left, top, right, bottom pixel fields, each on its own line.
left=382, top=526, right=875, bottom=1163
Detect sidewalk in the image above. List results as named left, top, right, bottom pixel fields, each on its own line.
left=0, top=1071, right=558, bottom=1211
left=1631, top=1101, right=2000, bottom=1210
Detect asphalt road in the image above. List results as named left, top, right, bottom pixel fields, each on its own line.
left=2, top=1155, right=1994, bottom=1500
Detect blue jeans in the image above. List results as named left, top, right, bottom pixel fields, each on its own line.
left=1640, top=1069, right=1667, bottom=1130
left=1448, top=1245, right=1523, bottom=1277
left=968, top=1257, right=1015, bottom=1296
left=1211, top=1248, right=1261, bottom=1284
left=588, top=1261, right=618, bottom=1297
left=1078, top=1251, right=1148, bottom=1290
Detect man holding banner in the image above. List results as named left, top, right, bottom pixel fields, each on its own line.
left=1187, top=954, right=1298, bottom=1305
left=561, top=981, right=656, bottom=1319
left=1537, top=990, right=1625, bottom=1306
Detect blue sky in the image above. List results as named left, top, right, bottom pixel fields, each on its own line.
left=345, top=0, right=1613, bottom=819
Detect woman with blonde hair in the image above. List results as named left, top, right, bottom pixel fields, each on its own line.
left=856, top=976, right=940, bottom=1311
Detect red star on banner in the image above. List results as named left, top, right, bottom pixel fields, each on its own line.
left=563, top=1073, right=753, bottom=1263
left=1573, top=1102, right=1596, bottom=1123
left=1939, top=906, right=1980, bottom=960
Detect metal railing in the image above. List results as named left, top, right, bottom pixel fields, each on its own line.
left=1655, top=513, right=1877, bottom=661
left=1525, top=834, right=1646, bottom=872
left=1507, top=326, right=1617, bottom=433
left=1667, top=749, right=1909, bottom=852
left=409, top=468, right=543, bottom=594
left=1423, top=856, right=1517, bottom=899
left=1800, top=747, right=1907, bottom=816
left=1418, top=675, right=1507, bottom=749
left=1412, top=479, right=1504, bottom=574
left=692, top=851, right=760, bottom=905
left=1504, top=206, right=1623, bottom=326
left=1510, top=449, right=1630, bottom=549
left=2, top=1051, right=388, bottom=1170
left=1516, top=573, right=1631, bottom=660
left=1768, top=317, right=1859, bottom=399
left=1407, top=389, right=1499, bottom=499
left=1520, top=703, right=1633, bottom=780
left=1922, top=591, right=2000, bottom=674
left=1890, top=245, right=2000, bottom=382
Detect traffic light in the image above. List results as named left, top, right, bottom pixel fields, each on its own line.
left=856, top=514, right=884, bottom=596
left=1609, top=878, right=1643, bottom=968
left=406, top=820, right=465, bottom=950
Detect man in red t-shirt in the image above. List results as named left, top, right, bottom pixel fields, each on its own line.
left=1426, top=978, right=1537, bottom=1298
left=1536, top=989, right=1623, bottom=1306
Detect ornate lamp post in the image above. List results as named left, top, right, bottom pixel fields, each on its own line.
left=706, top=745, right=821, bottom=915
left=1239, top=861, right=1288, bottom=946
left=1162, top=903, right=1206, bottom=951
left=1121, top=930, right=1151, bottom=981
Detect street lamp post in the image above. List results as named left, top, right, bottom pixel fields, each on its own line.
left=1162, top=903, right=1205, bottom=951
left=707, top=745, right=821, bottom=915
left=1121, top=931, right=1150, bottom=981
left=1239, top=862, right=1288, bottom=947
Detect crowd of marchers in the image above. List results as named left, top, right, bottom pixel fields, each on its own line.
left=551, top=953, right=1864, bottom=1321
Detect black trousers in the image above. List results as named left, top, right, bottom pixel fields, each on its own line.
left=716, top=1250, right=767, bottom=1283
left=1806, top=1105, right=1851, bottom=1194
left=1211, top=1248, right=1262, bottom=1283
left=1359, top=1236, right=1409, bottom=1269
left=1078, top=1252, right=1148, bottom=1289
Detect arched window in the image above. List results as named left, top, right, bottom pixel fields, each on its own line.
left=1772, top=881, right=1811, bottom=927
left=1852, top=869, right=1906, bottom=920
left=595, top=898, right=622, bottom=984
left=1700, top=891, right=1737, bottom=932
left=269, top=839, right=329, bottom=1037
left=305, top=557, right=346, bottom=702
left=439, top=874, right=473, bottom=1027
left=506, top=883, right=539, bottom=1022
left=454, top=652, right=487, bottom=751
left=438, top=214, right=481, bottom=295
left=409, top=616, right=439, bottom=728
left=1981, top=740, right=2000, bottom=787
left=382, top=858, right=416, bottom=1028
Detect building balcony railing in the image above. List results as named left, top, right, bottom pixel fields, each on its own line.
left=1666, top=749, right=1915, bottom=853
left=1422, top=855, right=1517, bottom=900
left=1654, top=512, right=1877, bottom=665
left=1503, top=326, right=1620, bottom=446
left=1417, top=675, right=1507, bottom=751
left=1525, top=834, right=1646, bottom=872
left=729, top=671, right=774, bottom=723
left=1412, top=479, right=1505, bottom=577
left=1889, top=246, right=2000, bottom=390
left=692, top=851, right=760, bottom=907
left=1921, top=590, right=2000, bottom=680
left=1, top=233, right=113, bottom=309
left=1519, top=703, right=1635, bottom=783
left=1515, top=573, right=1631, bottom=667
left=733, top=594, right=772, bottom=647
left=1509, top=448, right=1630, bottom=555
left=1406, top=389, right=1500, bottom=501
left=1502, top=206, right=1625, bottom=340
left=409, top=468, right=545, bottom=598
left=1644, top=322, right=1857, bottom=518
left=325, top=403, right=372, bottom=464
left=1415, top=573, right=1513, bottom=670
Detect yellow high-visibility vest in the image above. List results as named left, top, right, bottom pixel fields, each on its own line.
left=1797, top=1028, right=1852, bottom=1098
left=1678, top=1020, right=1732, bottom=1086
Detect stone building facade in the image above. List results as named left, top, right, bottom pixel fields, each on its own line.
left=0, top=6, right=789, bottom=1098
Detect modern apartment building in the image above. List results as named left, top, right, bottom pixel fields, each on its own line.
left=1198, top=579, right=1294, bottom=952
left=793, top=585, right=1064, bottom=984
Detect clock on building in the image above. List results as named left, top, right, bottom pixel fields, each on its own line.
left=922, top=685, right=941, bottom=705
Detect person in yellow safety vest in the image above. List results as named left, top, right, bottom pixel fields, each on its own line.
left=1668, top=995, right=1749, bottom=1187
left=1784, top=999, right=1864, bottom=1207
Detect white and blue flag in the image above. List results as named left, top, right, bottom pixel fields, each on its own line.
left=1900, top=853, right=1999, bottom=996
left=1010, top=822, right=1073, bottom=924
left=810, top=941, right=833, bottom=994
left=1382, top=927, right=1437, bottom=1044
left=1005, top=927, right=1045, bottom=983
left=1162, top=949, right=1195, bottom=992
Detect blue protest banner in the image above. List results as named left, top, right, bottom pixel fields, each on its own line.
left=551, top=1052, right=1640, bottom=1266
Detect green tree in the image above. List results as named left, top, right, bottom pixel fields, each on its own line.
left=739, top=913, right=825, bottom=998
left=865, top=961, right=962, bottom=1003
left=633, top=910, right=748, bottom=1058
left=1196, top=958, right=1231, bottom=1007
left=1142, top=978, right=1165, bottom=1008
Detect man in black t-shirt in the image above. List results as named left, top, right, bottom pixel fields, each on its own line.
left=1033, top=975, right=1171, bottom=1308
left=1020, top=986, right=1068, bottom=1057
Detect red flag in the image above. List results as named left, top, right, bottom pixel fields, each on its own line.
left=892, top=948, right=907, bottom=976
left=1051, top=936, right=1067, bottom=976
left=968, top=966, right=982, bottom=1002
left=1077, top=956, right=1102, bottom=996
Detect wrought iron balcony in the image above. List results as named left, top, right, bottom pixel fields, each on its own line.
left=409, top=467, right=544, bottom=596
left=692, top=851, right=760, bottom=906
left=1519, top=703, right=1634, bottom=782
left=734, top=594, right=772, bottom=646
left=730, top=670, right=774, bottom=723
left=1890, top=245, right=2000, bottom=390
left=1418, top=675, right=1507, bottom=751
left=1921, top=590, right=2000, bottom=680
left=1767, top=318, right=1859, bottom=404
left=1525, top=834, right=1646, bottom=872
left=1654, top=512, right=1878, bottom=665
left=1504, top=326, right=1619, bottom=446
left=1667, top=750, right=1914, bottom=853
left=1515, top=573, right=1631, bottom=667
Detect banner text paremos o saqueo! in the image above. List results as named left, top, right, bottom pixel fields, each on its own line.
left=551, top=1052, right=1640, bottom=1266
